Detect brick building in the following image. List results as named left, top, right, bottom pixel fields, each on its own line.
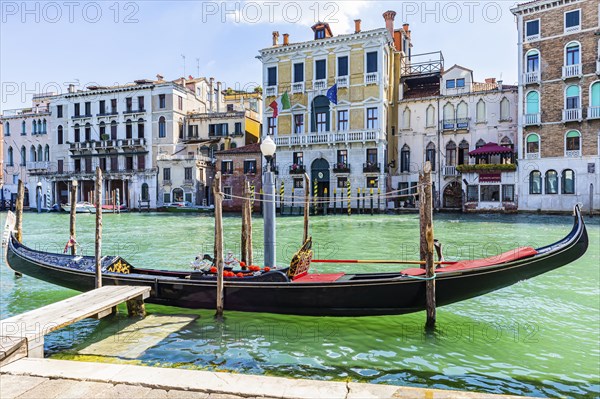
left=512, top=0, right=600, bottom=212
left=215, top=143, right=263, bottom=212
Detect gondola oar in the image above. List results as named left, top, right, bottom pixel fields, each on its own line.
left=311, top=259, right=454, bottom=265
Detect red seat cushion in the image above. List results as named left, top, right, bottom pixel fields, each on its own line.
left=292, top=272, right=345, bottom=283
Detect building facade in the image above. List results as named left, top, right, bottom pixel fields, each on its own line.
left=394, top=64, right=518, bottom=212
left=512, top=0, right=600, bottom=212
left=215, top=143, right=262, bottom=212
left=259, top=13, right=410, bottom=210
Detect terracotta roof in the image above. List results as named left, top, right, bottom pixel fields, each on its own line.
left=216, top=143, right=261, bottom=155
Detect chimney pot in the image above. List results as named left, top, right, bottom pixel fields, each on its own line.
left=354, top=19, right=361, bottom=33
left=68, top=84, right=75, bottom=93
left=283, top=33, right=289, bottom=45
left=272, top=31, right=280, bottom=46
left=383, top=10, right=396, bottom=38
left=402, top=23, right=409, bottom=32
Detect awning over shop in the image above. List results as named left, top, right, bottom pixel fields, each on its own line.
left=468, top=142, right=513, bottom=157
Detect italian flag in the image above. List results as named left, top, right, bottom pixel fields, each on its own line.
left=269, top=92, right=290, bottom=118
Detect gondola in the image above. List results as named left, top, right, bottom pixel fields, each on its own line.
left=4, top=206, right=588, bottom=317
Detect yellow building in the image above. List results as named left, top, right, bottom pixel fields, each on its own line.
left=259, top=11, right=410, bottom=209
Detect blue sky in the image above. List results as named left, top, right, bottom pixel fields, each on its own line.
left=1, top=1, right=520, bottom=111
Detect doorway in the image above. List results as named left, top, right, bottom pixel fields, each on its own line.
left=311, top=158, right=330, bottom=211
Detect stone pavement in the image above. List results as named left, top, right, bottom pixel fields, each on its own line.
left=1, top=358, right=538, bottom=399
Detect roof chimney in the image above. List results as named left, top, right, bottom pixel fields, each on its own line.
left=402, top=23, right=409, bottom=32
left=156, top=74, right=164, bottom=81
left=354, top=19, right=361, bottom=33
left=68, top=84, right=75, bottom=93
left=216, top=81, right=222, bottom=112
left=272, top=31, right=279, bottom=46
left=485, top=78, right=497, bottom=84
left=209, top=77, right=215, bottom=112
left=383, top=10, right=396, bottom=38
left=497, top=80, right=503, bottom=91
left=283, top=33, right=289, bottom=45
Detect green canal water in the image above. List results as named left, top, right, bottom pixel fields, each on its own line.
left=1, top=212, right=598, bottom=398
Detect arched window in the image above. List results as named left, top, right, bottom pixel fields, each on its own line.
left=456, top=101, right=468, bottom=121
left=425, top=142, right=436, bottom=171
left=4, top=121, right=9, bottom=136
left=445, top=141, right=457, bottom=166
left=110, top=120, right=117, bottom=140
left=85, top=122, right=91, bottom=141
left=476, top=139, right=486, bottom=148
left=426, top=105, right=435, bottom=128
left=20, top=146, right=26, bottom=166
left=37, top=119, right=42, bottom=133
left=37, top=145, right=43, bottom=162
left=400, top=144, right=410, bottom=173
left=42, top=119, right=47, bottom=134
left=545, top=170, right=558, bottom=194
left=566, top=85, right=580, bottom=110
left=402, top=107, right=411, bottom=130
left=99, top=121, right=106, bottom=138
left=458, top=140, right=469, bottom=165
left=57, top=125, right=63, bottom=144
left=74, top=124, right=80, bottom=142
left=526, top=133, right=540, bottom=158
left=565, top=42, right=580, bottom=66
left=44, top=145, right=49, bottom=161
left=500, top=136, right=513, bottom=147
left=158, top=116, right=166, bottom=138
left=172, top=187, right=184, bottom=202
left=562, top=169, right=575, bottom=194
left=529, top=170, right=542, bottom=194
left=32, top=120, right=37, bottom=134
left=230, top=142, right=237, bottom=149
left=476, top=99, right=486, bottom=123
left=565, top=130, right=581, bottom=156
left=7, top=146, right=13, bottom=166
left=178, top=119, right=184, bottom=139
left=137, top=118, right=144, bottom=139
left=526, top=91, right=540, bottom=114
left=590, top=81, right=600, bottom=118
left=526, top=49, right=539, bottom=73
left=30, top=145, right=36, bottom=162
left=311, top=95, right=330, bottom=132
left=125, top=119, right=133, bottom=139
left=21, top=121, right=26, bottom=134
left=141, top=183, right=149, bottom=201
left=500, top=98, right=510, bottom=121
left=443, top=103, right=455, bottom=129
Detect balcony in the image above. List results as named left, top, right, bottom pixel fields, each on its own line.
left=588, top=106, right=600, bottom=120
left=401, top=51, right=444, bottom=76
left=265, top=86, right=277, bottom=97
left=525, top=33, right=540, bottom=42
left=443, top=165, right=460, bottom=177
left=566, top=150, right=581, bottom=158
left=291, top=82, right=304, bottom=94
left=96, top=111, right=118, bottom=117
left=95, top=139, right=117, bottom=150
left=524, top=113, right=541, bottom=126
left=123, top=109, right=146, bottom=115
left=313, top=79, right=327, bottom=90
left=288, top=165, right=306, bottom=175
left=26, top=161, right=50, bottom=171
left=69, top=142, right=82, bottom=151
left=562, top=108, right=582, bottom=122
left=183, top=179, right=194, bottom=186
left=363, top=163, right=380, bottom=173
left=162, top=180, right=172, bottom=186
left=365, top=72, right=378, bottom=85
left=524, top=71, right=540, bottom=85
left=442, top=118, right=470, bottom=131
left=562, top=64, right=582, bottom=79
left=332, top=163, right=350, bottom=174
left=336, top=76, right=348, bottom=88
left=120, top=138, right=147, bottom=148
left=71, top=114, right=92, bottom=121
left=274, top=130, right=379, bottom=147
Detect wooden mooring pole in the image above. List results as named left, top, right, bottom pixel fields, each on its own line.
left=69, top=180, right=77, bottom=256
left=213, top=172, right=224, bottom=318
left=420, top=161, right=436, bottom=329
left=303, top=173, right=310, bottom=243
left=95, top=167, right=103, bottom=289
left=15, top=180, right=24, bottom=243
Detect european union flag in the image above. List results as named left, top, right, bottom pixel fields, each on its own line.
left=326, top=84, right=337, bottom=105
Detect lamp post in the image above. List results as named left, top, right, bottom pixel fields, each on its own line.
left=260, top=135, right=277, bottom=268
left=36, top=182, right=42, bottom=213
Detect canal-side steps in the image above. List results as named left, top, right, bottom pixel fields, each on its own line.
left=0, top=285, right=150, bottom=364
left=0, top=358, right=540, bottom=399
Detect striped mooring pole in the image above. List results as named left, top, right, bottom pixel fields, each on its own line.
left=279, top=180, right=284, bottom=215
left=291, top=186, right=295, bottom=215
left=250, top=184, right=255, bottom=210
left=313, top=178, right=318, bottom=216
left=346, top=180, right=351, bottom=216
left=46, top=188, right=52, bottom=210
left=115, top=189, right=120, bottom=214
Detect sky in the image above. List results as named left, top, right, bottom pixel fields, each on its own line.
left=1, top=1, right=521, bottom=111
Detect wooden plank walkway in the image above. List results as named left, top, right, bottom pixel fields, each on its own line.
left=0, top=286, right=150, bottom=360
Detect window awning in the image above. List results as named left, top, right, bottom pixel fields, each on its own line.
left=469, top=142, right=513, bottom=157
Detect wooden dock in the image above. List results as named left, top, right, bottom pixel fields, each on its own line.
left=0, top=286, right=150, bottom=363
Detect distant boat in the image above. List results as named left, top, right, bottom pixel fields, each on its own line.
left=61, top=202, right=96, bottom=214
left=101, top=204, right=128, bottom=212
left=161, top=202, right=214, bottom=213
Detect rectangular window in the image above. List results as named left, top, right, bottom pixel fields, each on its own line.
left=366, top=52, right=378, bottom=73
left=566, top=46, right=580, bottom=65
left=111, top=99, right=117, bottom=113
left=337, top=110, right=348, bottom=131
left=85, top=158, right=92, bottom=173
left=456, top=78, right=465, bottom=88
left=293, top=63, right=304, bottom=83
left=99, top=100, right=105, bottom=115
left=159, top=94, right=166, bottom=109
left=366, top=148, right=377, bottom=164
left=184, top=167, right=193, bottom=180
left=227, top=104, right=234, bottom=112
left=138, top=96, right=144, bottom=111
left=138, top=121, right=144, bottom=138
left=267, top=67, right=277, bottom=86
left=366, top=107, right=378, bottom=129
left=111, top=156, right=118, bottom=171
left=426, top=148, right=436, bottom=171
left=244, top=160, right=257, bottom=174
left=57, top=159, right=64, bottom=173
left=126, top=122, right=133, bottom=139
left=125, top=156, right=133, bottom=171
left=294, top=114, right=304, bottom=134
left=293, top=152, right=303, bottom=165
left=338, top=56, right=348, bottom=76
left=267, top=117, right=277, bottom=135
left=527, top=54, right=539, bottom=72
left=315, top=59, right=326, bottom=80
left=110, top=122, right=117, bottom=140
left=223, top=187, right=232, bottom=201
left=398, top=182, right=409, bottom=199
left=137, top=155, right=145, bottom=170
left=294, top=178, right=303, bottom=188
left=566, top=96, right=579, bottom=109
left=565, top=10, right=580, bottom=31
left=74, top=103, right=80, bottom=117
left=99, top=158, right=107, bottom=171
left=316, top=112, right=327, bottom=132
left=337, top=149, right=348, bottom=165
left=57, top=105, right=63, bottom=118
left=367, top=177, right=378, bottom=188
left=85, top=102, right=91, bottom=115
left=337, top=177, right=348, bottom=188
left=178, top=96, right=183, bottom=110
left=74, top=159, right=81, bottom=172
left=85, top=125, right=91, bottom=141
left=74, top=127, right=80, bottom=142
left=526, top=19, right=540, bottom=38
left=446, top=80, right=456, bottom=89
left=221, top=161, right=233, bottom=175
left=502, top=185, right=515, bottom=202
left=480, top=185, right=500, bottom=202
left=163, top=193, right=171, bottom=204
left=163, top=168, right=171, bottom=181
left=467, top=185, right=478, bottom=202
left=234, top=122, right=242, bottom=134
left=126, top=97, right=132, bottom=112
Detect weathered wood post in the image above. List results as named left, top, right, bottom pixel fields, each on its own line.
left=323, top=187, right=328, bottom=216
left=303, top=173, right=310, bottom=243
left=420, top=161, right=436, bottom=328
left=95, top=167, right=103, bottom=289
left=213, top=172, right=224, bottom=317
left=247, top=182, right=254, bottom=266
left=370, top=188, right=374, bottom=215
left=357, top=188, right=361, bottom=214
left=15, top=180, right=24, bottom=243
left=69, top=180, right=77, bottom=255
left=378, top=188, right=381, bottom=214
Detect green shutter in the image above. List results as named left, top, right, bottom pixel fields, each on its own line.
left=566, top=130, right=580, bottom=138
left=526, top=92, right=539, bottom=114
left=591, top=82, right=600, bottom=107
left=566, top=85, right=579, bottom=98
left=527, top=134, right=539, bottom=143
